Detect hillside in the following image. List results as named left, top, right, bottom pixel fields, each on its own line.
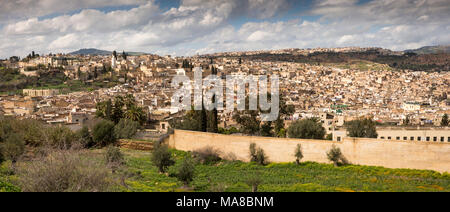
left=69, top=48, right=112, bottom=55
left=228, top=50, right=450, bottom=72
left=69, top=48, right=148, bottom=56
left=405, top=45, right=450, bottom=54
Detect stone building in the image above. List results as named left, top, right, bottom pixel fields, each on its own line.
left=23, top=89, right=59, bottom=97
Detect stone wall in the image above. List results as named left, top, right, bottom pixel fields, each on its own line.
left=168, top=130, right=450, bottom=173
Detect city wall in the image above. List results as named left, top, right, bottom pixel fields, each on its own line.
left=168, top=130, right=450, bottom=173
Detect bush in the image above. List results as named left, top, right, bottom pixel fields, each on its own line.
left=177, top=158, right=195, bottom=186
left=151, top=143, right=175, bottom=173
left=105, top=146, right=125, bottom=173
left=114, top=119, right=139, bottom=139
left=326, top=145, right=349, bottom=167
left=192, top=146, right=221, bottom=165
left=295, top=144, right=303, bottom=165
left=77, top=126, right=94, bottom=148
left=249, top=143, right=268, bottom=165
left=277, top=128, right=286, bottom=138
left=0, top=117, right=45, bottom=147
left=1, top=134, right=25, bottom=163
left=245, top=174, right=262, bottom=192
left=218, top=127, right=239, bottom=135
left=17, top=119, right=46, bottom=147
left=287, top=118, right=326, bottom=139
left=44, top=125, right=77, bottom=149
left=92, top=120, right=117, bottom=147
left=16, top=149, right=112, bottom=192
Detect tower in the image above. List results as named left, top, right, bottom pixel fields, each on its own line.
left=111, top=53, right=117, bottom=68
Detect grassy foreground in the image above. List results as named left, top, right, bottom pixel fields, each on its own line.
left=1, top=148, right=449, bottom=192
left=120, top=149, right=449, bottom=192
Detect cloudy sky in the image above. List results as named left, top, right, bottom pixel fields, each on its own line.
left=0, top=0, right=449, bottom=58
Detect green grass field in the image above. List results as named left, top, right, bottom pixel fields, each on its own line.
left=120, top=149, right=450, bottom=192
left=1, top=148, right=449, bottom=192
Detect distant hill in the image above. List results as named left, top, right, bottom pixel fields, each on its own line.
left=69, top=48, right=112, bottom=55
left=404, top=45, right=450, bottom=54
left=69, top=48, right=148, bottom=56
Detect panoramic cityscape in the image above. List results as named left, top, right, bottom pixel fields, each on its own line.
left=0, top=0, right=449, bottom=198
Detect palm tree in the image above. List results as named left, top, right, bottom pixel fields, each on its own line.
left=125, top=105, right=146, bottom=125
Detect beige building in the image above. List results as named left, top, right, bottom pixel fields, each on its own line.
left=334, top=127, right=450, bottom=143
left=402, top=102, right=421, bottom=111
left=23, top=89, right=59, bottom=97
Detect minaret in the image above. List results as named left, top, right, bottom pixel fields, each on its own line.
left=111, top=52, right=117, bottom=68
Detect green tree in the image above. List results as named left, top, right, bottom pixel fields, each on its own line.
left=295, top=144, right=303, bottom=165
left=176, top=158, right=195, bottom=187
left=105, top=145, right=125, bottom=173
left=345, top=118, right=378, bottom=138
left=403, top=115, right=411, bottom=126
left=95, top=99, right=112, bottom=121
left=287, top=118, right=326, bottom=139
left=170, top=108, right=201, bottom=131
left=441, top=114, right=449, bottom=126
left=92, top=120, right=117, bottom=147
left=207, top=95, right=219, bottom=133
left=0, top=134, right=25, bottom=163
left=245, top=174, right=262, bottom=192
left=114, top=119, right=139, bottom=139
left=260, top=121, right=273, bottom=137
left=274, top=93, right=295, bottom=137
left=151, top=143, right=175, bottom=173
left=112, top=96, right=125, bottom=124
left=77, top=126, right=93, bottom=148
left=93, top=66, right=98, bottom=79
left=199, top=101, right=207, bottom=132
left=125, top=105, right=146, bottom=125
left=77, top=67, right=82, bottom=80
left=45, top=126, right=77, bottom=149
left=327, top=145, right=348, bottom=167
left=249, top=143, right=268, bottom=165
left=233, top=109, right=260, bottom=135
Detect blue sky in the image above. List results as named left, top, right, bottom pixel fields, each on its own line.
left=0, top=0, right=449, bottom=58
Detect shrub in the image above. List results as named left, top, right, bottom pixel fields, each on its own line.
left=345, top=118, right=378, bottom=138
left=287, top=118, right=326, bottom=139
left=151, top=143, right=175, bottom=173
left=0, top=134, right=25, bottom=163
left=16, top=149, right=112, bottom=192
left=105, top=146, right=125, bottom=173
left=92, top=120, right=117, bottom=147
left=77, top=126, right=94, bottom=148
left=277, top=128, right=286, bottom=138
left=0, top=117, right=45, bottom=147
left=295, top=144, right=303, bottom=165
left=114, top=119, right=139, bottom=139
left=326, top=145, right=349, bottom=167
left=0, top=177, right=20, bottom=192
left=192, top=146, right=221, bottom=165
left=245, top=174, right=262, bottom=192
left=177, top=158, right=195, bottom=186
left=249, top=143, right=268, bottom=165
left=44, top=125, right=77, bottom=149
left=218, top=127, right=239, bottom=135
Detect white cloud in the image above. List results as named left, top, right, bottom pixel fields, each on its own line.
left=0, top=0, right=148, bottom=23
left=0, top=0, right=448, bottom=58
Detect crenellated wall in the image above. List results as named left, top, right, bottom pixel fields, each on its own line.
left=168, top=130, right=450, bottom=173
